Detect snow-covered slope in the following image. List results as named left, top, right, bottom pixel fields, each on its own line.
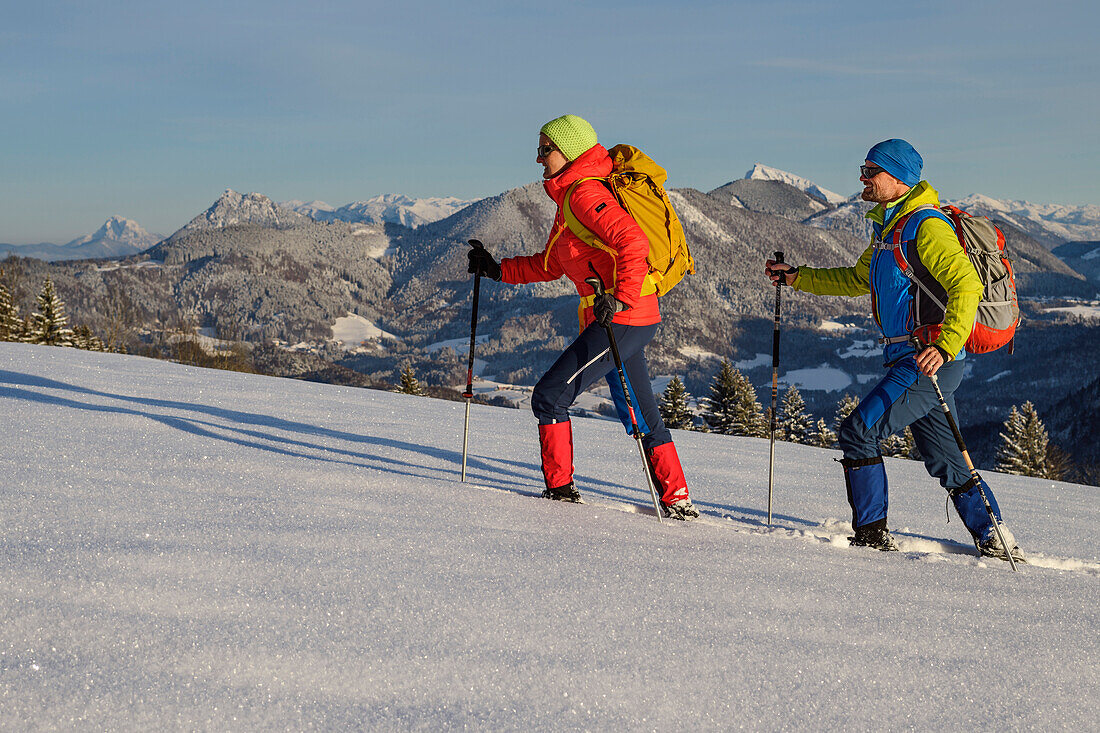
left=2, top=343, right=1096, bottom=729
left=744, top=163, right=847, bottom=204
left=282, top=194, right=476, bottom=229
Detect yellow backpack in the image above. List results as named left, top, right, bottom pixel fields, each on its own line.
left=562, top=144, right=694, bottom=297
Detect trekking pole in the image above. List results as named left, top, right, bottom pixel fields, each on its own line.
left=585, top=266, right=664, bottom=523
left=912, top=338, right=1018, bottom=572
left=767, top=251, right=785, bottom=527
left=460, top=239, right=484, bottom=482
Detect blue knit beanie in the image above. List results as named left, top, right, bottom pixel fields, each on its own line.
left=866, top=139, right=923, bottom=187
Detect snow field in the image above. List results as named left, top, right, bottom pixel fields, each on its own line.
left=1, top=343, right=1097, bottom=730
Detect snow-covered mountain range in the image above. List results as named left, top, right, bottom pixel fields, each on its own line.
left=952, top=193, right=1100, bottom=247
left=6, top=170, right=1094, bottom=265
left=0, top=216, right=162, bottom=261
left=281, top=194, right=476, bottom=229
left=748, top=165, right=1100, bottom=247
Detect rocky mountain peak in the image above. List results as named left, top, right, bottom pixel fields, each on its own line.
left=176, top=189, right=309, bottom=237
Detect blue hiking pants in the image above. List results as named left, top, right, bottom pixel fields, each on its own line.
left=531, top=322, right=672, bottom=450
left=837, top=357, right=1002, bottom=537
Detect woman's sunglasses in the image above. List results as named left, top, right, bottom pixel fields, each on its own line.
left=537, top=144, right=557, bottom=158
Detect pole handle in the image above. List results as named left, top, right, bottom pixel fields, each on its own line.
left=585, top=262, right=605, bottom=296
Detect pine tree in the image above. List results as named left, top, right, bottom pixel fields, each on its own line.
left=0, top=281, right=20, bottom=342
left=777, top=385, right=813, bottom=444
left=881, top=426, right=918, bottom=459
left=995, top=401, right=1052, bottom=478
left=1045, top=443, right=1073, bottom=482
left=659, top=376, right=694, bottom=430
left=833, top=393, right=860, bottom=435
left=72, top=325, right=106, bottom=352
left=809, top=417, right=837, bottom=448
left=398, top=363, right=425, bottom=396
left=18, top=316, right=33, bottom=343
left=704, top=361, right=766, bottom=437
left=29, top=277, right=73, bottom=347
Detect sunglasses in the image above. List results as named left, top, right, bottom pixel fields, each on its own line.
left=537, top=144, right=557, bottom=158
left=860, top=164, right=887, bottom=179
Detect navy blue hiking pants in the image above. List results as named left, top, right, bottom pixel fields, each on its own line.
left=838, top=357, right=1002, bottom=536
left=531, top=322, right=672, bottom=450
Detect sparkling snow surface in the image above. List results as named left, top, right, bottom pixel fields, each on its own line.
left=1, top=343, right=1097, bottom=730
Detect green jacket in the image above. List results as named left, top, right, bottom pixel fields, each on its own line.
left=792, top=181, right=982, bottom=362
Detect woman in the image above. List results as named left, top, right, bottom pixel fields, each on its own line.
left=467, top=114, right=697, bottom=520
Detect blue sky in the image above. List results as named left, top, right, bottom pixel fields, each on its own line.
left=2, top=0, right=1097, bottom=243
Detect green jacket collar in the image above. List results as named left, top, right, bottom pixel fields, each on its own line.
left=865, top=180, right=942, bottom=234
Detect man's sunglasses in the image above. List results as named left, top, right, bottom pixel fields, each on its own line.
left=537, top=144, right=557, bottom=158
left=860, top=164, right=887, bottom=179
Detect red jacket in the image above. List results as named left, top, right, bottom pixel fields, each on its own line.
left=500, top=144, right=660, bottom=330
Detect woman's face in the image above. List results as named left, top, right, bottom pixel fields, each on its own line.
left=537, top=134, right=569, bottom=179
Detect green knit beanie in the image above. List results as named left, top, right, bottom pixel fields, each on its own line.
left=540, top=114, right=598, bottom=161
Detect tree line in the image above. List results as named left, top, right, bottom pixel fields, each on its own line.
left=5, top=264, right=1073, bottom=484
left=0, top=273, right=105, bottom=351
left=656, top=359, right=1072, bottom=481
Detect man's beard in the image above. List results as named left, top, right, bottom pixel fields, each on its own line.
left=861, top=184, right=887, bottom=203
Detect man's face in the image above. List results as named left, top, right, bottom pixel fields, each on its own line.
left=859, top=160, right=909, bottom=203
left=537, top=134, right=569, bottom=180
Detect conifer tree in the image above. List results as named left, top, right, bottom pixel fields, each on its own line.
left=29, top=277, right=73, bottom=347
left=833, top=393, right=860, bottom=435
left=0, top=281, right=20, bottom=342
left=72, top=325, right=106, bottom=352
left=704, top=361, right=766, bottom=436
left=880, top=426, right=918, bottom=459
left=659, top=376, right=694, bottom=430
left=398, top=363, right=425, bottom=396
left=1044, top=444, right=1073, bottom=482
left=777, top=385, right=813, bottom=444
left=809, top=417, right=837, bottom=448
left=996, top=402, right=1052, bottom=478
left=19, top=316, right=33, bottom=343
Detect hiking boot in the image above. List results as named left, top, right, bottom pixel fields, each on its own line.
left=848, top=521, right=899, bottom=551
left=541, top=481, right=582, bottom=503
left=978, top=524, right=1026, bottom=563
left=663, top=499, right=699, bottom=521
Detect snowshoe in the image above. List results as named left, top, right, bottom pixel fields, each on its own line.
left=977, top=524, right=1026, bottom=563
left=663, top=499, right=699, bottom=521
left=848, top=521, right=899, bottom=552
left=541, top=481, right=583, bottom=503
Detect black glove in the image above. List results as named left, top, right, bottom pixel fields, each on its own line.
left=593, top=293, right=625, bottom=328
left=467, top=240, right=501, bottom=281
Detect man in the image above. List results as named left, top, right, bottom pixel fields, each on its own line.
left=468, top=114, right=698, bottom=520
left=764, top=139, right=1021, bottom=559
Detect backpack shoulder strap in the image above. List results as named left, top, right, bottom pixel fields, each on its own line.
left=561, top=177, right=619, bottom=260
left=897, top=206, right=953, bottom=245
left=889, top=205, right=953, bottom=312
